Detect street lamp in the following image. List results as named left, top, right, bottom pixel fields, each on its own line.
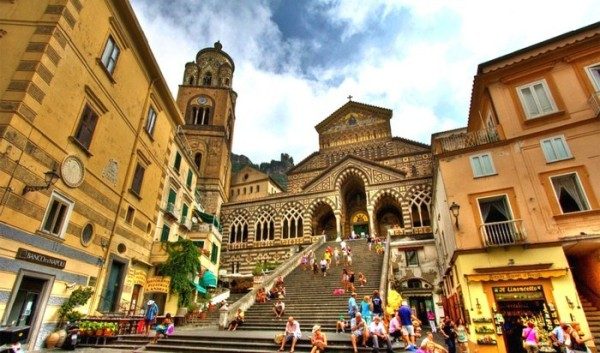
left=449, top=202, right=460, bottom=229
left=22, top=168, right=60, bottom=195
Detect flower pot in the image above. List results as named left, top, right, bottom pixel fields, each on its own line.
left=95, top=329, right=103, bottom=336
left=45, top=331, right=60, bottom=349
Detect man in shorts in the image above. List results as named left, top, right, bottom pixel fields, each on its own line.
left=350, top=312, right=368, bottom=353
left=279, top=316, right=301, bottom=352
left=398, top=300, right=415, bottom=349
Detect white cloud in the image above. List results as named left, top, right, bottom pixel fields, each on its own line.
left=130, top=0, right=598, bottom=164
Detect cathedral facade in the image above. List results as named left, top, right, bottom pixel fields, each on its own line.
left=220, top=101, right=435, bottom=275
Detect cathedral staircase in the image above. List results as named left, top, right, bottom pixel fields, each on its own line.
left=131, top=239, right=395, bottom=353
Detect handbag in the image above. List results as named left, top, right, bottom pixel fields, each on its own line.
left=274, top=332, right=285, bottom=344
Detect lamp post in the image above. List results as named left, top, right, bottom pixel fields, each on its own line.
left=22, top=168, right=60, bottom=195
left=449, top=202, right=460, bottom=230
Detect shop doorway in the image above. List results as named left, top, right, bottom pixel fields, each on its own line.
left=3, top=272, right=53, bottom=346
left=352, top=223, right=369, bottom=237
left=494, top=286, right=554, bottom=353
left=408, top=296, right=434, bottom=326
left=100, top=259, right=126, bottom=312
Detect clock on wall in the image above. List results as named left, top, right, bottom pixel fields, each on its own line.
left=61, top=155, right=85, bottom=188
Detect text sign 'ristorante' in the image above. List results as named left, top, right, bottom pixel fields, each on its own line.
left=16, top=248, right=66, bottom=269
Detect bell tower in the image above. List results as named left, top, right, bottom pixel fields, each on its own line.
left=176, top=41, right=236, bottom=216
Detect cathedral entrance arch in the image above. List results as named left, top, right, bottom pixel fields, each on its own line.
left=311, top=202, right=336, bottom=240
left=374, top=193, right=404, bottom=237
left=338, top=171, right=368, bottom=238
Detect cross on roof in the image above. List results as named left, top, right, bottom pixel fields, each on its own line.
left=347, top=95, right=353, bottom=101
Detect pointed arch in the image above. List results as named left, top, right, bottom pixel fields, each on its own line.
left=280, top=201, right=305, bottom=239
left=408, top=186, right=432, bottom=227
left=253, top=205, right=276, bottom=242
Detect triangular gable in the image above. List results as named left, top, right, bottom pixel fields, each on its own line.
left=315, top=101, right=392, bottom=134
left=231, top=165, right=268, bottom=185
left=301, top=155, right=407, bottom=193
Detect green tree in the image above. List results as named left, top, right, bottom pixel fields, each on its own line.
left=159, top=238, right=201, bottom=307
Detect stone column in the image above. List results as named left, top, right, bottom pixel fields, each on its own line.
left=367, top=207, right=375, bottom=237
left=334, top=211, right=342, bottom=239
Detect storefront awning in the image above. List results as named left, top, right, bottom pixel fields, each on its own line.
left=192, top=281, right=207, bottom=294
left=200, top=270, right=217, bottom=289
left=466, top=268, right=568, bottom=282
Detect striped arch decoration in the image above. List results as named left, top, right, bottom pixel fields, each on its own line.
left=305, top=197, right=338, bottom=236
left=334, top=166, right=370, bottom=191
left=370, top=188, right=403, bottom=209
left=279, top=201, right=306, bottom=239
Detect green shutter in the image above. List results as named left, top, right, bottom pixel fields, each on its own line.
left=210, top=243, right=219, bottom=264
left=174, top=152, right=181, bottom=172
left=168, top=189, right=177, bottom=205
left=181, top=203, right=189, bottom=220
left=186, top=170, right=193, bottom=189
left=160, top=225, right=170, bottom=242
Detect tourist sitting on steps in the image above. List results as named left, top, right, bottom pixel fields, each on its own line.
left=358, top=272, right=367, bottom=287
left=152, top=313, right=174, bottom=344
left=350, top=312, right=369, bottom=353
left=273, top=299, right=286, bottom=319
left=256, top=287, right=267, bottom=303
left=310, top=324, right=327, bottom=353
left=369, top=315, right=395, bottom=353
left=279, top=316, right=302, bottom=353
left=227, top=309, right=244, bottom=331
left=336, top=314, right=348, bottom=333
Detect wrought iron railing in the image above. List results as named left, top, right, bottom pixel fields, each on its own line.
left=437, top=126, right=501, bottom=153
left=479, top=219, right=526, bottom=247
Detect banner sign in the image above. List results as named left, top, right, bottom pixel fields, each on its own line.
left=145, top=276, right=171, bottom=293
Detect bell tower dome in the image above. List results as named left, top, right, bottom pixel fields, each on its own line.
left=176, top=42, right=237, bottom=216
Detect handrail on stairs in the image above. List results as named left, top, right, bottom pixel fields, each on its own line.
left=218, top=235, right=326, bottom=329
left=379, top=233, right=391, bottom=312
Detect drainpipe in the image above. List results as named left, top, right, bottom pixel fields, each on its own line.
left=89, top=78, right=157, bottom=313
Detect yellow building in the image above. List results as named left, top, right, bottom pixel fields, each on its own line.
left=0, top=0, right=187, bottom=348
left=431, top=22, right=600, bottom=352
left=229, top=165, right=284, bottom=202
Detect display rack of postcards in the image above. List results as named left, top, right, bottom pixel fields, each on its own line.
left=472, top=317, right=498, bottom=345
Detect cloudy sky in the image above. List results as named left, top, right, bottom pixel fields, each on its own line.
left=130, top=0, right=597, bottom=165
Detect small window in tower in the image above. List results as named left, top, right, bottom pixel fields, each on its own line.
left=194, top=152, right=202, bottom=170
left=224, top=78, right=230, bottom=86
left=188, top=76, right=195, bottom=85
left=203, top=72, right=212, bottom=85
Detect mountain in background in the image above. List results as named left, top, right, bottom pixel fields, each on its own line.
left=231, top=153, right=295, bottom=190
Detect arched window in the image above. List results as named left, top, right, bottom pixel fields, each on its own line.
left=410, top=189, right=432, bottom=227
left=187, top=96, right=212, bottom=125
left=282, top=207, right=303, bottom=239
left=229, top=215, right=248, bottom=243
left=255, top=209, right=275, bottom=241
left=202, top=72, right=212, bottom=85
left=188, top=75, right=195, bottom=85
left=194, top=152, right=202, bottom=170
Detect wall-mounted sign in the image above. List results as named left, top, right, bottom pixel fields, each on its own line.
left=16, top=248, right=66, bottom=269
left=145, top=276, right=171, bottom=293
left=493, top=285, right=545, bottom=301
left=126, top=269, right=147, bottom=286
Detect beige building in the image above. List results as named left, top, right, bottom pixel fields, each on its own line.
left=431, top=22, right=600, bottom=353
left=0, top=0, right=193, bottom=348
left=220, top=100, right=443, bottom=320
left=229, top=165, right=283, bottom=202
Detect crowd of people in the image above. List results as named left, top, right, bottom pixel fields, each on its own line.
left=224, top=234, right=594, bottom=353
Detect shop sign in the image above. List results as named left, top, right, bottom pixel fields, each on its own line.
left=493, top=285, right=544, bottom=301
left=493, top=285, right=543, bottom=294
left=15, top=248, right=66, bottom=269
left=125, top=269, right=147, bottom=286
left=145, top=276, right=171, bottom=293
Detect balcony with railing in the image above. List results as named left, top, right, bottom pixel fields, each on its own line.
left=164, top=202, right=179, bottom=221
left=190, top=222, right=222, bottom=242
left=433, top=125, right=503, bottom=154
left=479, top=219, right=527, bottom=247
left=179, top=216, right=193, bottom=231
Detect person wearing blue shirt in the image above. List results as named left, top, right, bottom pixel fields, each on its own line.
left=348, top=292, right=358, bottom=319
left=144, top=300, right=159, bottom=336
left=398, top=301, right=415, bottom=349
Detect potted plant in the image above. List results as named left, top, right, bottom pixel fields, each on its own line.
left=46, top=286, right=94, bottom=348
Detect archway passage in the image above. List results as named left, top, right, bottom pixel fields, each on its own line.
left=375, top=194, right=403, bottom=237
left=340, top=173, right=367, bottom=237
left=312, top=202, right=336, bottom=241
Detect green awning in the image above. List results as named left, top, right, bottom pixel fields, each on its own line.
left=192, top=281, right=207, bottom=294
left=200, top=270, right=217, bottom=289
left=196, top=211, right=222, bottom=232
